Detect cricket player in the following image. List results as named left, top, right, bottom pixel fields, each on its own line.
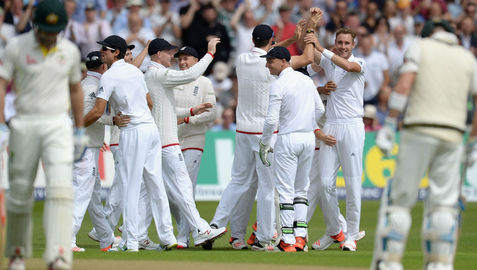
left=72, top=51, right=132, bottom=252
left=372, top=19, right=477, bottom=270
left=172, top=46, right=217, bottom=248
left=306, top=28, right=366, bottom=252
left=0, top=0, right=87, bottom=269
left=84, top=35, right=177, bottom=252
left=259, top=46, right=325, bottom=252
left=145, top=37, right=227, bottom=247
left=208, top=10, right=322, bottom=251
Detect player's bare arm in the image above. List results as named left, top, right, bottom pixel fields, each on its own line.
left=69, top=82, right=85, bottom=128
left=146, top=93, right=153, bottom=110
left=0, top=78, right=7, bottom=124
left=84, top=98, right=108, bottom=127
left=318, top=81, right=337, bottom=95
left=314, top=129, right=336, bottom=146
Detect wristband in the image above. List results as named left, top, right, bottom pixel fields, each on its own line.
left=112, top=116, right=116, bottom=126
left=322, top=49, right=334, bottom=60
left=190, top=107, right=195, bottom=116
left=388, top=91, right=408, bottom=112
left=306, top=29, right=314, bottom=33
left=184, top=117, right=189, bottom=124
left=207, top=52, right=214, bottom=58
left=314, top=128, right=320, bottom=133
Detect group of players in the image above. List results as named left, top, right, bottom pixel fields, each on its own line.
left=1, top=0, right=477, bottom=270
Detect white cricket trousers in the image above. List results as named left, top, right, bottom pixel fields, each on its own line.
left=103, top=145, right=122, bottom=231
left=118, top=123, right=176, bottom=250
left=211, top=132, right=276, bottom=242
left=317, top=118, right=364, bottom=240
left=72, top=148, right=114, bottom=249
left=274, top=132, right=315, bottom=245
left=182, top=149, right=203, bottom=197
left=162, top=145, right=210, bottom=243
left=6, top=114, right=74, bottom=267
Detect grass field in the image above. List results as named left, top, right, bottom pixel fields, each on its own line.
left=21, top=200, right=477, bottom=269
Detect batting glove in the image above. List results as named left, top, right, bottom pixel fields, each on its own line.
left=0, top=123, right=9, bottom=152
left=465, top=136, right=477, bottom=167
left=74, top=127, right=89, bottom=162
left=376, top=117, right=397, bottom=157
left=259, top=140, right=273, bottom=167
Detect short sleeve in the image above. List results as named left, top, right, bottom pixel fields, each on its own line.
left=306, top=64, right=317, bottom=77
left=400, top=42, right=421, bottom=74
left=97, top=76, right=113, bottom=101
left=0, top=41, right=17, bottom=81
left=318, top=55, right=330, bottom=70
left=354, top=57, right=366, bottom=74
left=68, top=46, right=82, bottom=84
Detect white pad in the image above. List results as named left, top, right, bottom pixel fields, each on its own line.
left=388, top=91, right=408, bottom=112
left=422, top=207, right=459, bottom=266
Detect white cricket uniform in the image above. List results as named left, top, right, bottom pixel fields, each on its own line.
left=174, top=76, right=217, bottom=195
left=72, top=71, right=115, bottom=250
left=372, top=32, right=477, bottom=269
left=211, top=47, right=277, bottom=243
left=97, top=59, right=176, bottom=251
left=317, top=54, right=366, bottom=241
left=261, top=67, right=325, bottom=245
left=145, top=53, right=215, bottom=246
left=0, top=31, right=81, bottom=267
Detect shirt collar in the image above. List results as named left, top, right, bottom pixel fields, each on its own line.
left=110, top=59, right=125, bottom=68
left=252, top=47, right=267, bottom=56
left=278, top=67, right=294, bottom=78
left=149, top=60, right=166, bottom=69
left=431, top=31, right=459, bottom=45
left=87, top=71, right=102, bottom=80
left=33, top=32, right=59, bottom=56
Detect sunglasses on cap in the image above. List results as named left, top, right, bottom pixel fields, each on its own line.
left=101, top=46, right=116, bottom=52
left=87, top=55, right=100, bottom=61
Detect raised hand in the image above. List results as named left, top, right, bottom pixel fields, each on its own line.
left=207, top=38, right=221, bottom=55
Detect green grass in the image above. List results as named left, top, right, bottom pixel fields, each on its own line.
left=29, top=201, right=477, bottom=269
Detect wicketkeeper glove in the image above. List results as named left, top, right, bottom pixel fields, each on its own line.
left=259, top=140, right=273, bottom=167
left=376, top=117, right=397, bottom=157
left=74, top=127, right=89, bottom=162
left=465, top=136, right=477, bottom=167
left=0, top=123, right=9, bottom=152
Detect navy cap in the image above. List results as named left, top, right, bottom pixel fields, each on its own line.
left=85, top=51, right=102, bottom=69
left=253, top=24, right=274, bottom=41
left=421, top=19, right=455, bottom=38
left=97, top=35, right=128, bottom=54
left=127, top=44, right=135, bottom=50
left=174, top=46, right=199, bottom=58
left=260, top=46, right=291, bottom=62
left=148, top=38, right=178, bottom=56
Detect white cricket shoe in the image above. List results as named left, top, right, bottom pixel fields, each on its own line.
left=8, top=257, right=25, bottom=270
left=71, top=245, right=85, bottom=252
left=229, top=237, right=247, bottom=250
left=340, top=239, right=357, bottom=251
left=357, top=230, right=366, bottom=241
left=47, top=257, right=70, bottom=270
left=377, top=261, right=404, bottom=270
left=312, top=230, right=345, bottom=250
left=250, top=239, right=276, bottom=252
left=87, top=229, right=99, bottom=242
left=158, top=242, right=178, bottom=251
left=194, top=227, right=227, bottom=246
left=139, top=238, right=160, bottom=250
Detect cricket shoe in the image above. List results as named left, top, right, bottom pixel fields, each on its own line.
left=200, top=224, right=221, bottom=250
left=277, top=240, right=296, bottom=252
left=250, top=238, right=276, bottom=252
left=47, top=256, right=70, bottom=270
left=87, top=229, right=99, bottom=242
left=294, top=236, right=308, bottom=252
left=247, top=222, right=258, bottom=245
left=194, top=226, right=227, bottom=246
left=158, top=242, right=178, bottom=251
left=139, top=238, right=160, bottom=250
left=312, top=230, right=345, bottom=250
left=176, top=242, right=189, bottom=249
left=71, top=245, right=85, bottom=252
left=334, top=230, right=366, bottom=243
left=101, top=236, right=121, bottom=251
left=340, top=240, right=357, bottom=251
left=9, top=247, right=25, bottom=270
left=229, top=237, right=247, bottom=250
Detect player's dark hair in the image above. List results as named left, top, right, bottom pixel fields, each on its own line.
left=116, top=50, right=125, bottom=60
left=253, top=38, right=270, bottom=48
left=336, top=28, right=357, bottom=42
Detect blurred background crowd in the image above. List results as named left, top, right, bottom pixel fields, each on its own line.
left=1, top=0, right=476, bottom=131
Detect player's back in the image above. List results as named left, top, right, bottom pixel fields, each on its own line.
left=404, top=33, right=476, bottom=132
left=235, top=48, right=274, bottom=133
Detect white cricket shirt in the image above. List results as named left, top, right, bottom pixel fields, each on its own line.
left=96, top=59, right=154, bottom=125
left=0, top=31, right=82, bottom=115
left=261, top=67, right=325, bottom=145
left=319, top=55, right=366, bottom=120
left=235, top=47, right=275, bottom=134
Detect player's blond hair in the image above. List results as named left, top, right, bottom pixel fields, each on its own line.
left=336, top=28, right=357, bottom=43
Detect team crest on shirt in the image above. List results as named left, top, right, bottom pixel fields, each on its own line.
left=193, top=86, right=199, bottom=96
left=26, top=54, right=37, bottom=64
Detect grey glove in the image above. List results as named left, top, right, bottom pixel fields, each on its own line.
left=376, top=118, right=397, bottom=156
left=259, top=140, right=273, bottom=167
